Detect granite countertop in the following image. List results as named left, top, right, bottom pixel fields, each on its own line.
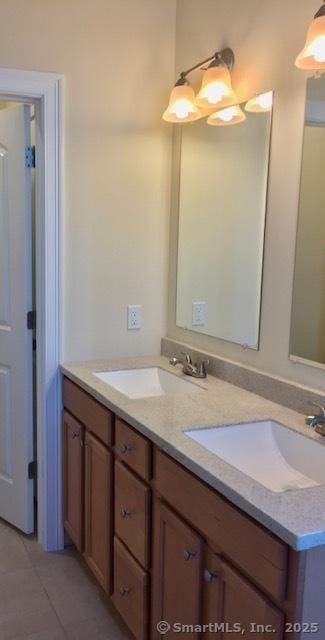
left=61, top=355, right=325, bottom=551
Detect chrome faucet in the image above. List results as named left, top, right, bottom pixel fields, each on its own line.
left=169, top=352, right=209, bottom=379
left=305, top=402, right=325, bottom=436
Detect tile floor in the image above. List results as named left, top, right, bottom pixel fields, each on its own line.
left=0, top=518, right=132, bottom=640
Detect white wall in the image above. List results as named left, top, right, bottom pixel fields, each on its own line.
left=0, top=0, right=176, bottom=360
left=168, top=0, right=325, bottom=391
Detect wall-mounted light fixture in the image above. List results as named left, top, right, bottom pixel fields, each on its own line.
left=196, top=49, right=237, bottom=109
left=163, top=81, right=202, bottom=123
left=296, top=2, right=325, bottom=70
left=207, top=104, right=246, bottom=126
left=163, top=47, right=237, bottom=124
left=245, top=91, right=273, bottom=113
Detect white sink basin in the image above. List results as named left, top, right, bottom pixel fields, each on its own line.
left=93, top=367, right=204, bottom=399
left=184, top=420, right=325, bottom=493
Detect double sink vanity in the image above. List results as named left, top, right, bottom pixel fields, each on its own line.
left=59, top=13, right=325, bottom=640
left=61, top=356, right=325, bottom=640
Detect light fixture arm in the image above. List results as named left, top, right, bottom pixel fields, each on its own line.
left=315, top=1, right=325, bottom=19
left=175, top=47, right=235, bottom=85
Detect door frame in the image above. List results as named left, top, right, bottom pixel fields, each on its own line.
left=0, top=68, right=63, bottom=550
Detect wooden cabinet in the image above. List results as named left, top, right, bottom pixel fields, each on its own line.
left=112, top=537, right=149, bottom=640
left=63, top=377, right=114, bottom=446
left=84, top=431, right=113, bottom=594
left=203, top=546, right=284, bottom=639
left=152, top=500, right=203, bottom=639
left=63, top=410, right=84, bottom=552
left=154, top=449, right=287, bottom=602
left=62, top=375, right=322, bottom=640
left=115, top=417, right=151, bottom=480
left=115, top=461, right=151, bottom=569
left=151, top=506, right=283, bottom=640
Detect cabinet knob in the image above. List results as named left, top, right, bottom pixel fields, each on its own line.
left=71, top=432, right=79, bottom=439
left=204, top=569, right=218, bottom=582
left=183, top=549, right=196, bottom=561
left=119, top=586, right=130, bottom=596
left=120, top=443, right=134, bottom=454
left=121, top=508, right=131, bottom=518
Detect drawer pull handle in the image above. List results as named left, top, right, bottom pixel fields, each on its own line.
left=183, top=549, right=196, bottom=561
left=71, top=432, right=79, bottom=439
left=204, top=569, right=218, bottom=582
left=121, top=508, right=131, bottom=518
left=119, top=586, right=130, bottom=596
left=120, top=443, right=134, bottom=454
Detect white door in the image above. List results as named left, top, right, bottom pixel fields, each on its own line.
left=0, top=104, right=34, bottom=533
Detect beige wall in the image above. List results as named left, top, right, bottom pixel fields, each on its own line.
left=168, top=0, right=325, bottom=391
left=0, top=0, right=323, bottom=392
left=291, top=125, right=325, bottom=363
left=0, top=0, right=176, bottom=360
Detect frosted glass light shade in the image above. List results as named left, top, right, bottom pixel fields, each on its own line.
left=207, top=104, right=246, bottom=126
left=245, top=91, right=273, bottom=113
left=163, top=85, right=202, bottom=123
left=295, top=15, right=325, bottom=70
left=196, top=65, right=237, bottom=109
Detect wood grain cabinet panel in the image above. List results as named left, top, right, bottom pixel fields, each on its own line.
left=203, top=546, right=284, bottom=639
left=152, top=500, right=203, bottom=640
left=115, top=417, right=151, bottom=480
left=115, top=461, right=151, bottom=569
left=62, top=379, right=320, bottom=640
left=84, top=431, right=113, bottom=593
left=112, top=537, right=149, bottom=640
left=154, top=449, right=287, bottom=603
left=63, top=377, right=114, bottom=446
left=63, top=411, right=84, bottom=552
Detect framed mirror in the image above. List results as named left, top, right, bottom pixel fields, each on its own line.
left=290, top=76, right=325, bottom=367
left=175, top=98, right=273, bottom=349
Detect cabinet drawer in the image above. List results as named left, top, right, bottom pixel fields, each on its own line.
left=63, top=377, right=114, bottom=446
left=112, top=537, right=149, bottom=640
left=154, top=449, right=288, bottom=602
left=115, top=417, right=151, bottom=480
left=115, top=461, right=151, bottom=569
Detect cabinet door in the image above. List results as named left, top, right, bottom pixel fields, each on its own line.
left=84, top=431, right=113, bottom=594
left=152, top=500, right=203, bottom=640
left=203, top=547, right=284, bottom=639
left=63, top=411, right=84, bottom=552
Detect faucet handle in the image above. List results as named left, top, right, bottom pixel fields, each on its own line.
left=311, top=401, right=325, bottom=417
left=196, top=359, right=210, bottom=378
left=181, top=352, right=192, bottom=365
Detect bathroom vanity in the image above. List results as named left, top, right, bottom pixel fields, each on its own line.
left=61, top=358, right=325, bottom=640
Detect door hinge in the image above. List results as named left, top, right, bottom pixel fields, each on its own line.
left=25, top=145, right=36, bottom=168
left=27, top=310, right=36, bottom=330
left=28, top=461, right=37, bottom=480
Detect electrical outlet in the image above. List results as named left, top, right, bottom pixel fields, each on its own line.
left=127, top=305, right=142, bottom=330
left=192, top=301, right=206, bottom=326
